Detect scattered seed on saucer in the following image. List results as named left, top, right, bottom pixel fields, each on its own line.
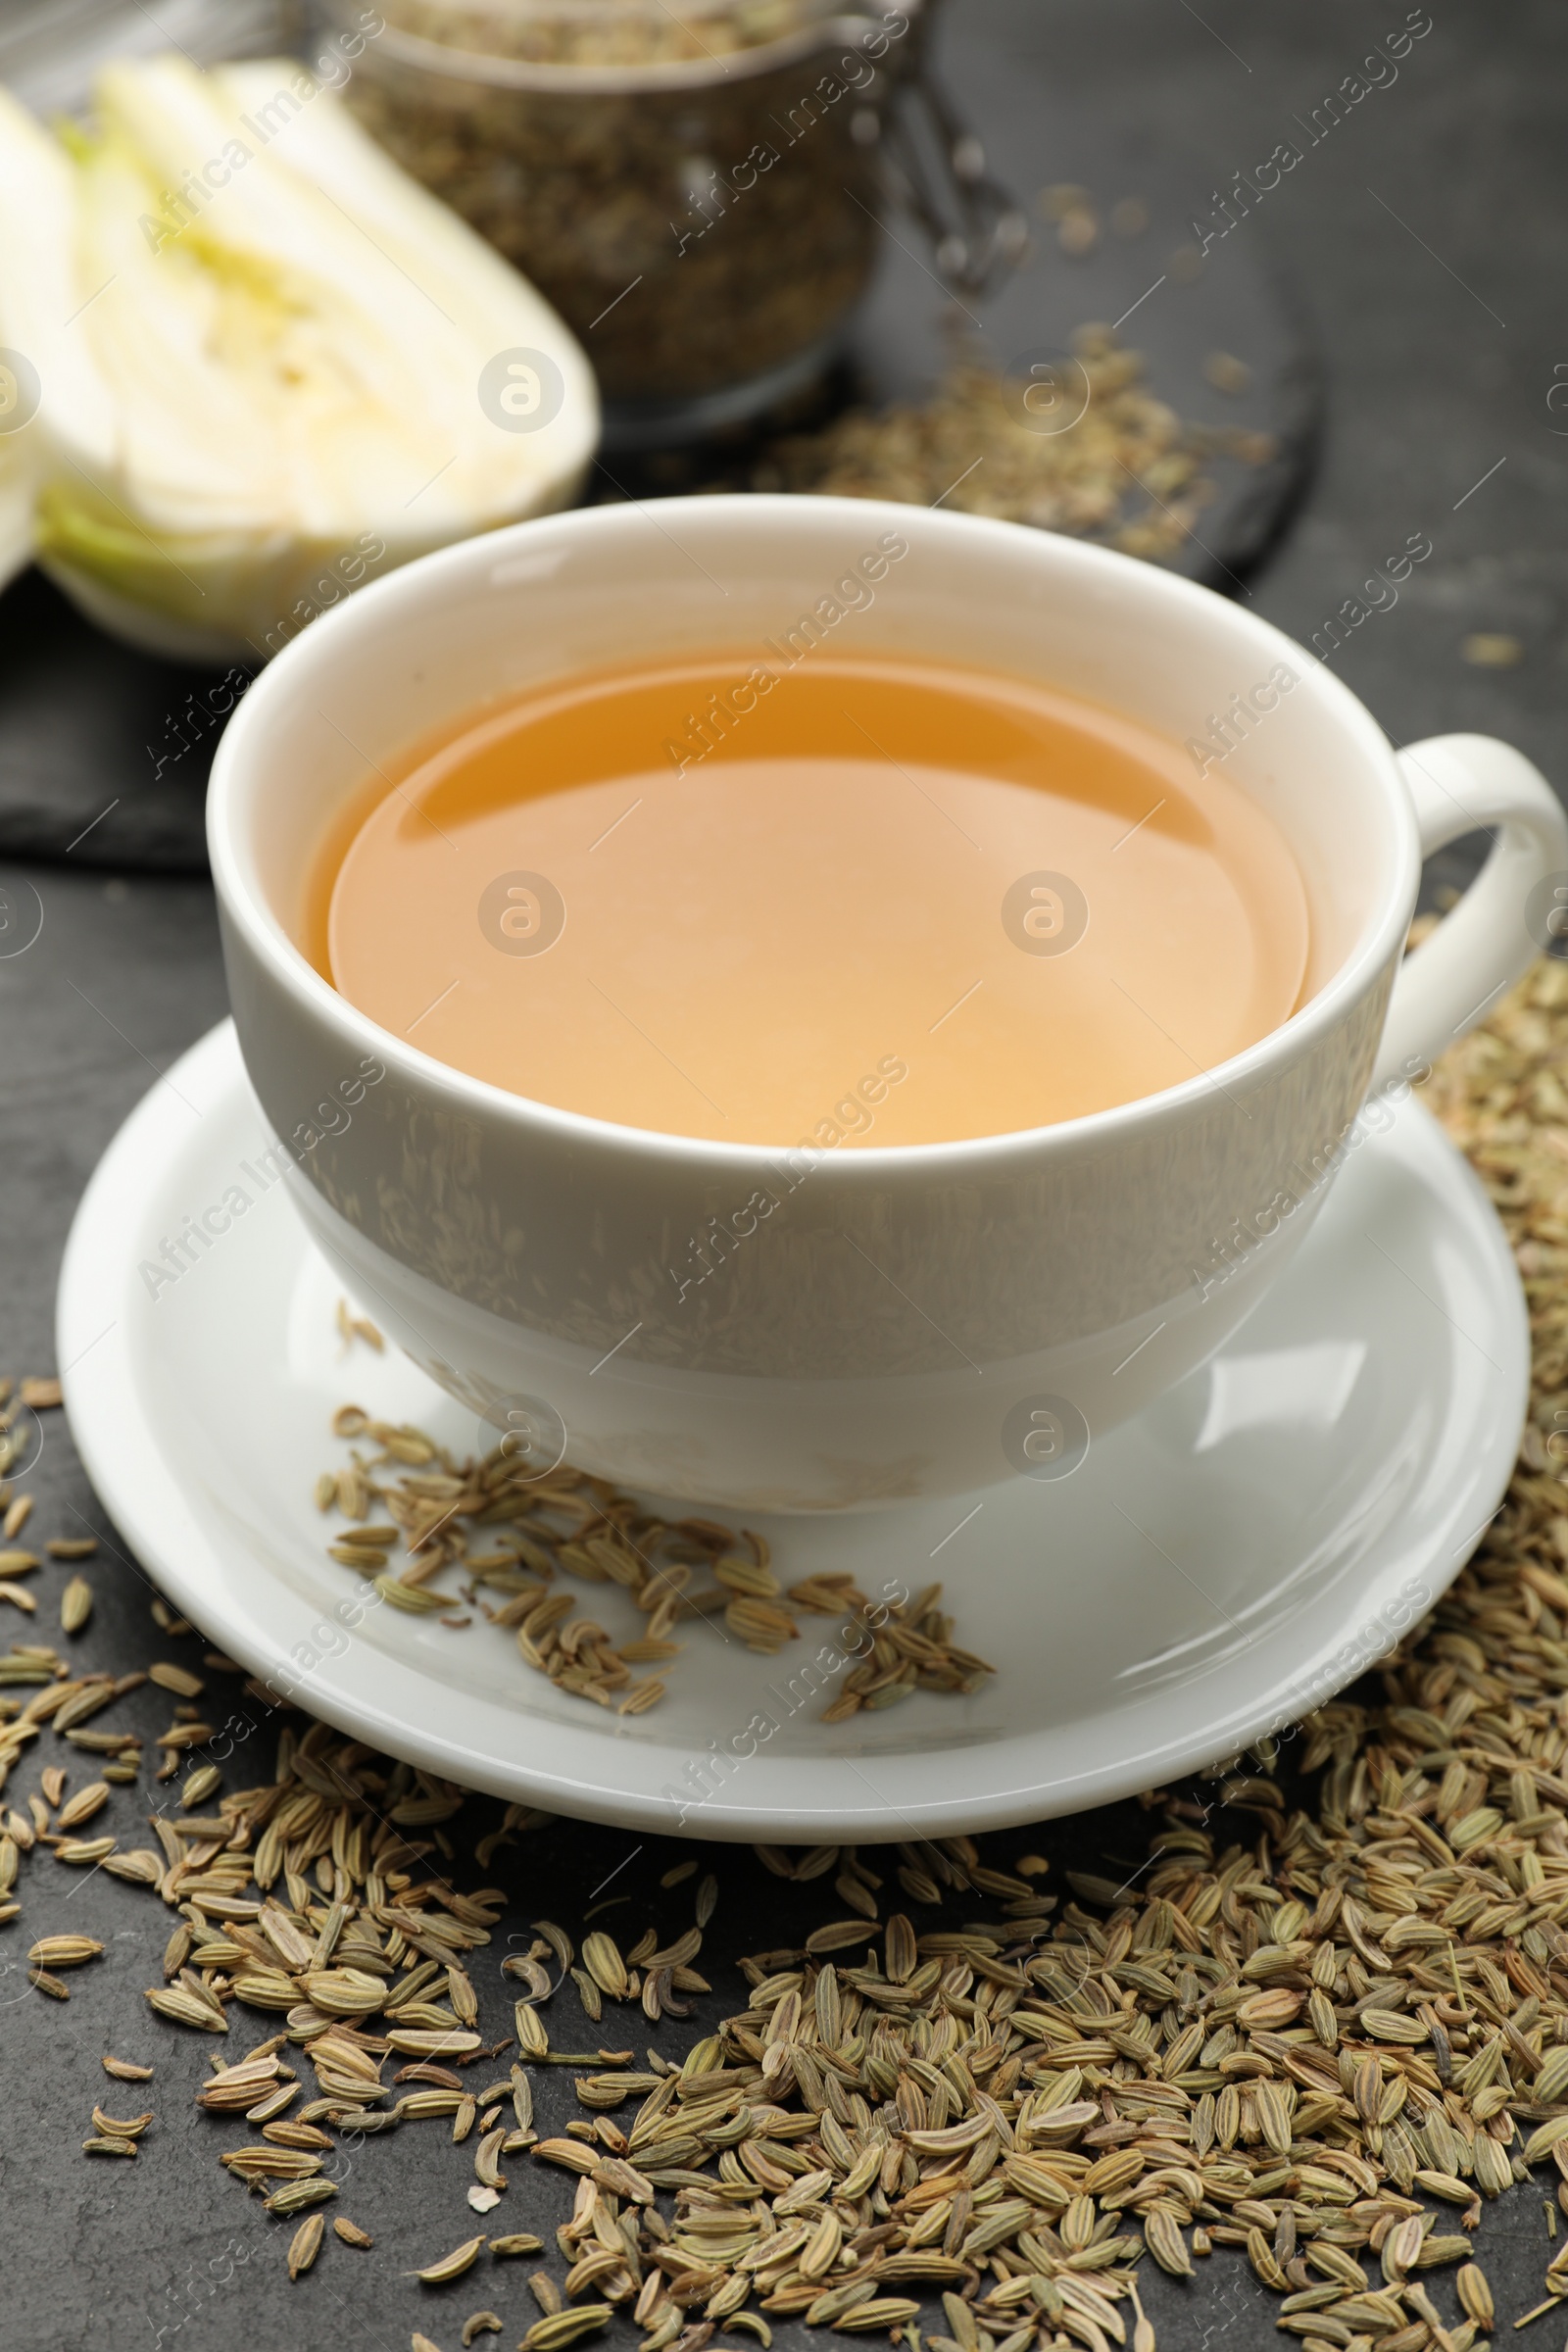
left=336, top=1297, right=385, bottom=1352
left=314, top=1411, right=993, bottom=1718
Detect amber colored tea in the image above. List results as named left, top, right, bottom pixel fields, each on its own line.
left=315, top=651, right=1309, bottom=1147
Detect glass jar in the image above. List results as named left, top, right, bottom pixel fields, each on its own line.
left=321, top=0, right=925, bottom=444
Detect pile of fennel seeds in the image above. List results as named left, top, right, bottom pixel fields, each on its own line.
left=7, top=956, right=1568, bottom=2343
left=716, top=329, right=1279, bottom=568
left=314, top=1411, right=996, bottom=1722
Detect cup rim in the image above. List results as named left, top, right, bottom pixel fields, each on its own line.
left=208, top=493, right=1420, bottom=1174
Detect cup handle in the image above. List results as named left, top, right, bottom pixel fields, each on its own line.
left=1372, top=732, right=1568, bottom=1089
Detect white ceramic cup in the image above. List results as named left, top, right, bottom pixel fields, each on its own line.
left=208, top=495, right=1568, bottom=1510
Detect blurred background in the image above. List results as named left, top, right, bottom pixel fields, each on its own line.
left=0, top=0, right=1555, bottom=876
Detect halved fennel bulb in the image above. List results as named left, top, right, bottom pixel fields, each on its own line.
left=0, top=57, right=599, bottom=662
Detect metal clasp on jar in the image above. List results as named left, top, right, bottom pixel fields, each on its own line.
left=858, top=0, right=1029, bottom=295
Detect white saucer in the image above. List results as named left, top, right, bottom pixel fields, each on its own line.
left=59, top=1021, right=1528, bottom=1842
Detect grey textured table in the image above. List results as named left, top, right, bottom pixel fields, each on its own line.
left=2, top=2, right=1565, bottom=2345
